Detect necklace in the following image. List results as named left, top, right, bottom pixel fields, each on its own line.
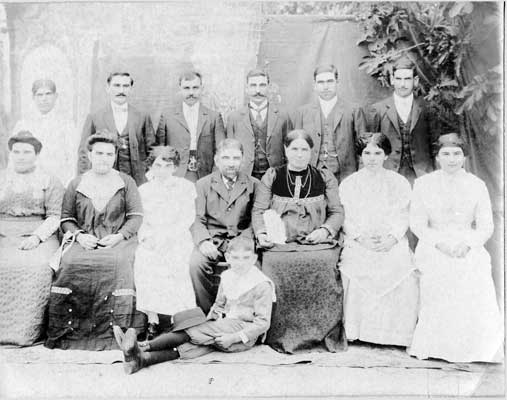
left=286, top=167, right=311, bottom=199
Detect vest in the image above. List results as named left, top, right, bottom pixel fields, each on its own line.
left=318, top=105, right=339, bottom=175
left=249, top=110, right=269, bottom=176
left=115, top=128, right=133, bottom=177
left=397, top=110, right=416, bottom=181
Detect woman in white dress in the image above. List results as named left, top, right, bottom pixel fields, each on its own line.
left=408, top=133, right=503, bottom=362
left=339, top=132, right=418, bottom=346
left=134, top=146, right=197, bottom=339
left=13, top=79, right=77, bottom=186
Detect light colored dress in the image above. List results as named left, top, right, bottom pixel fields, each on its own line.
left=0, top=166, right=64, bottom=345
left=13, top=110, right=78, bottom=186
left=134, top=176, right=197, bottom=315
left=339, top=168, right=418, bottom=346
left=408, top=169, right=503, bottom=362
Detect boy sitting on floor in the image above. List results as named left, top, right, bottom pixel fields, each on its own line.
left=114, top=236, right=276, bottom=374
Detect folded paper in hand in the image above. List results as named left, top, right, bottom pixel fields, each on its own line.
left=263, top=209, right=286, bottom=244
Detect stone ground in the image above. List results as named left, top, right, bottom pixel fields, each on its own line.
left=0, top=342, right=504, bottom=399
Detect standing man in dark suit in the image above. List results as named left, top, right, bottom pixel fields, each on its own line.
left=77, top=72, right=156, bottom=185
left=370, top=57, right=437, bottom=184
left=156, top=71, right=226, bottom=182
left=189, top=138, right=259, bottom=313
left=226, top=69, right=292, bottom=180
left=293, top=64, right=367, bottom=184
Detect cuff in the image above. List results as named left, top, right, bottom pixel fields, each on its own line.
left=320, top=224, right=336, bottom=238
left=238, top=331, right=249, bottom=344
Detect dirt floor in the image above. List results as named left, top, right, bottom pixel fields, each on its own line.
left=0, top=342, right=504, bottom=399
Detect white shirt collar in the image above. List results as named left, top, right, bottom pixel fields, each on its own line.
left=221, top=174, right=237, bottom=185
left=393, top=92, right=414, bottom=106
left=111, top=101, right=128, bottom=112
left=318, top=96, right=338, bottom=118
left=249, top=99, right=268, bottom=111
left=182, top=101, right=200, bottom=113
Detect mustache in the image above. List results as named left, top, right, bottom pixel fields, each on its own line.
left=116, top=94, right=126, bottom=97
left=254, top=93, right=266, bottom=97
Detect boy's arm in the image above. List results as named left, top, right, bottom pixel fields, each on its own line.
left=234, top=281, right=273, bottom=344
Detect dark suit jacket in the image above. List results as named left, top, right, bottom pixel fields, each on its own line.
left=77, top=104, right=155, bottom=185
left=226, top=104, right=292, bottom=175
left=156, top=103, right=225, bottom=179
left=190, top=171, right=259, bottom=246
left=293, top=98, right=367, bottom=183
left=370, top=95, right=437, bottom=177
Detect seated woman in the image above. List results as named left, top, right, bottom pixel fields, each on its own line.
left=0, top=131, right=64, bottom=346
left=45, top=131, right=145, bottom=350
left=252, top=129, right=346, bottom=354
left=134, top=146, right=196, bottom=339
left=408, top=133, right=503, bottom=362
left=339, top=132, right=418, bottom=347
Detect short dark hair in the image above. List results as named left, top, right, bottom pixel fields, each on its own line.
left=434, top=133, right=469, bottom=156
left=32, top=79, right=56, bottom=95
left=246, top=68, right=270, bottom=84
left=226, top=236, right=255, bottom=254
left=86, top=129, right=119, bottom=151
left=107, top=72, right=134, bottom=86
left=313, top=64, right=338, bottom=81
left=284, top=129, right=314, bottom=149
left=356, top=132, right=392, bottom=156
left=146, top=146, right=181, bottom=168
left=178, top=71, right=202, bottom=86
left=392, top=57, right=417, bottom=77
left=216, top=138, right=244, bottom=156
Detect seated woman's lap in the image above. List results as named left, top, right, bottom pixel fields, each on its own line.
left=261, top=245, right=346, bottom=353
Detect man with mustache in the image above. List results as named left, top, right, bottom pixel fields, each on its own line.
left=189, top=138, right=259, bottom=313
left=156, top=71, right=225, bottom=182
left=293, top=64, right=367, bottom=184
left=370, top=57, right=438, bottom=184
left=77, top=72, right=155, bottom=185
left=226, top=69, right=292, bottom=180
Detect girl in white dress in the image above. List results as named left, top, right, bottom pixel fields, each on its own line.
left=134, top=146, right=197, bottom=339
left=408, top=133, right=503, bottom=362
left=339, top=132, right=418, bottom=346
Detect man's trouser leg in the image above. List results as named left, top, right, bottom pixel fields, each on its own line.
left=189, top=247, right=221, bottom=314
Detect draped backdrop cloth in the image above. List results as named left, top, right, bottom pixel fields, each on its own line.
left=408, top=169, right=503, bottom=362
left=339, top=168, right=418, bottom=346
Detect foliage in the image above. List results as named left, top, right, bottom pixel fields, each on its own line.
left=355, top=2, right=502, bottom=136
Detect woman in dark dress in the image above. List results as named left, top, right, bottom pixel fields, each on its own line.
left=252, top=129, right=346, bottom=354
left=45, top=131, right=145, bottom=350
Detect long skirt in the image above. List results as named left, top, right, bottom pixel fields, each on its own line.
left=408, top=243, right=503, bottom=362
left=45, top=238, right=145, bottom=350
left=0, top=217, right=58, bottom=346
left=261, top=243, right=346, bottom=354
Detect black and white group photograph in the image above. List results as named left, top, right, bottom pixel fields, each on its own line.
left=0, top=1, right=504, bottom=398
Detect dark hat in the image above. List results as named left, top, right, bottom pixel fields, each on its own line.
left=8, top=131, right=42, bottom=154
left=171, top=307, right=207, bottom=332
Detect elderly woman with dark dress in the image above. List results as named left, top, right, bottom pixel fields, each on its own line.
left=0, top=131, right=64, bottom=346
left=252, top=129, right=346, bottom=354
left=45, top=131, right=145, bottom=350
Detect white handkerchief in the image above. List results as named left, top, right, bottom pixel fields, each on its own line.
left=263, top=209, right=287, bottom=244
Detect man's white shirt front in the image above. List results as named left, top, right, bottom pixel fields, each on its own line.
left=249, top=99, right=268, bottom=123
left=393, top=93, right=413, bottom=124
left=183, top=101, right=200, bottom=150
left=319, top=96, right=338, bottom=119
left=111, top=102, right=128, bottom=134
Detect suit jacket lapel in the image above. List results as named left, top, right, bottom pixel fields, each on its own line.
left=410, top=98, right=422, bottom=133
left=332, top=100, right=344, bottom=132
left=211, top=172, right=230, bottom=202
left=385, top=97, right=401, bottom=136
left=312, top=100, right=322, bottom=134
left=196, top=104, right=207, bottom=142
left=126, top=106, right=138, bottom=160
left=174, top=104, right=190, bottom=132
left=227, top=175, right=248, bottom=206
left=241, top=107, right=254, bottom=137
left=105, top=106, right=119, bottom=134
left=267, top=103, right=279, bottom=141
